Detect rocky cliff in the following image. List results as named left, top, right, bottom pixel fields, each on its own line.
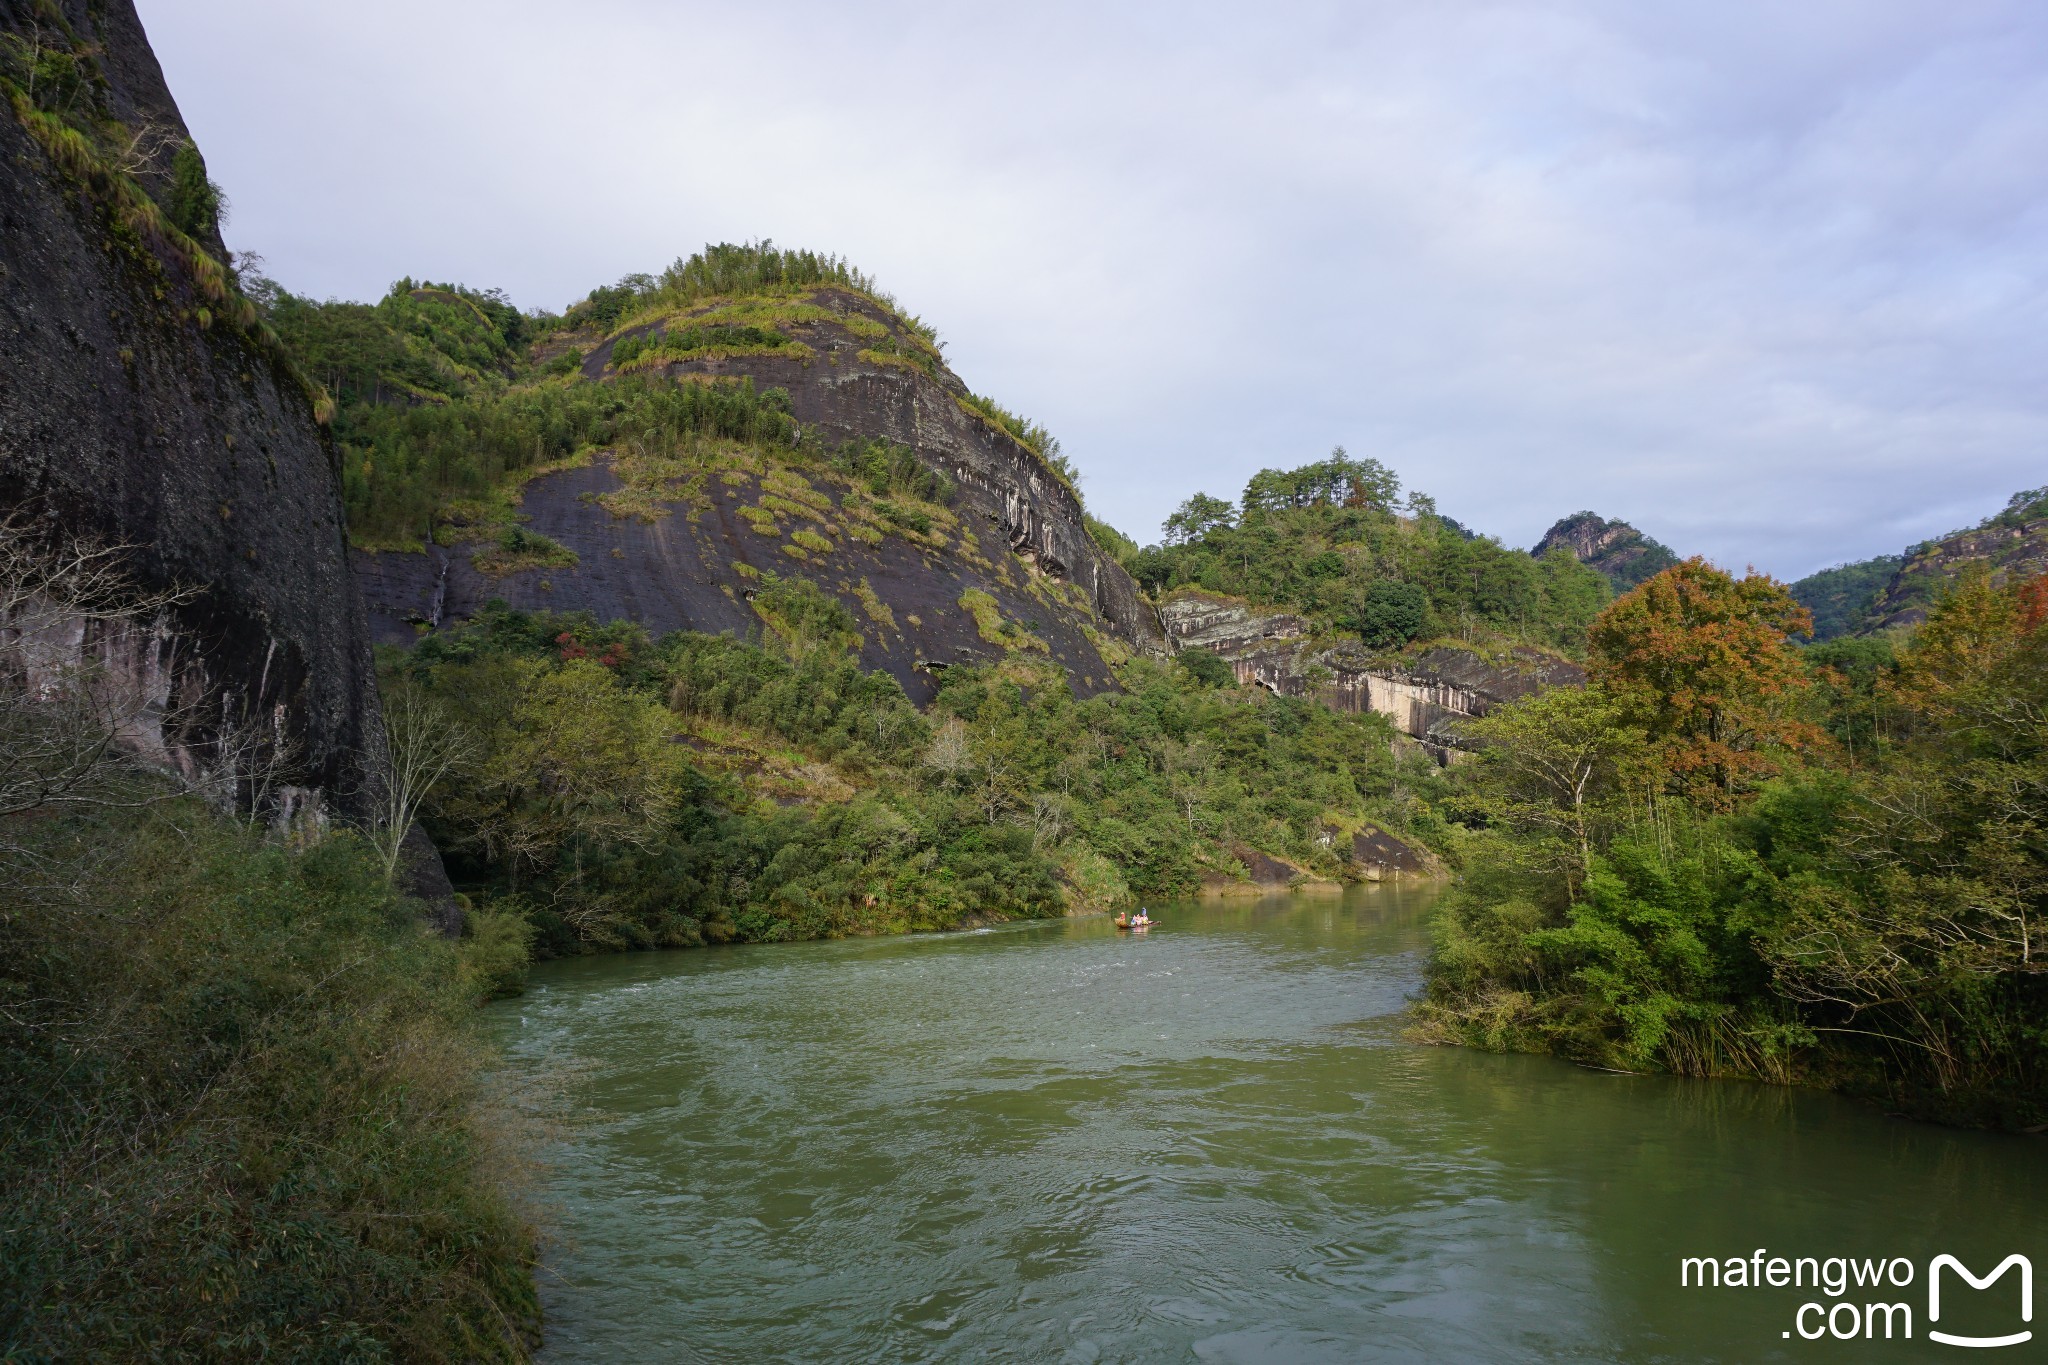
left=1160, top=589, right=1583, bottom=756
left=1790, top=486, right=2048, bottom=637
left=1535, top=511, right=1678, bottom=592
left=357, top=287, right=1164, bottom=704
left=0, top=0, right=384, bottom=816
left=1865, top=493, right=2048, bottom=631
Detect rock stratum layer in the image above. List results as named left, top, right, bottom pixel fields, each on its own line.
left=358, top=288, right=1163, bottom=704
left=1160, top=589, right=1583, bottom=756
left=0, top=0, right=383, bottom=814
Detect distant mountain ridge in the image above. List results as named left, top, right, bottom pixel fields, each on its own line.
left=1792, top=485, right=2048, bottom=640
left=1533, top=512, right=1680, bottom=591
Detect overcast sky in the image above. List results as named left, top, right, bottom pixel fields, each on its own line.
left=138, top=1, right=2047, bottom=578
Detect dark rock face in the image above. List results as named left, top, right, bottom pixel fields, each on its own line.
left=364, top=288, right=1163, bottom=698
left=1346, top=823, right=1435, bottom=876
left=1198, top=844, right=1315, bottom=894
left=1158, top=590, right=1584, bottom=757
left=357, top=458, right=1136, bottom=705
left=1233, top=845, right=1300, bottom=886
left=1535, top=511, right=1678, bottom=591
left=632, top=291, right=1161, bottom=654
left=0, top=0, right=384, bottom=814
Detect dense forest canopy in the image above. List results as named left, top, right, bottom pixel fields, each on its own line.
left=1134, top=449, right=1611, bottom=653
left=387, top=599, right=1442, bottom=957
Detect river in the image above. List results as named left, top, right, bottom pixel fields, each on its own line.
left=487, top=883, right=2045, bottom=1362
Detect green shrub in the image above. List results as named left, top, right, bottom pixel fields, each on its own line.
left=464, top=901, right=538, bottom=999
left=166, top=140, right=223, bottom=238
left=829, top=438, right=954, bottom=505
left=0, top=804, right=537, bottom=1359
left=1178, top=648, right=1237, bottom=688
left=1355, top=579, right=1427, bottom=646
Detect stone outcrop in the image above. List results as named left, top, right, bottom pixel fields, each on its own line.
left=362, top=290, right=1164, bottom=702
left=1199, top=845, right=1318, bottom=896
left=1535, top=511, right=1678, bottom=591
left=1791, top=489, right=2048, bottom=638
left=603, top=290, right=1160, bottom=656
left=0, top=0, right=386, bottom=816
left=1320, top=820, right=1437, bottom=879
left=1867, top=509, right=2048, bottom=631
left=1159, top=589, right=1584, bottom=757
left=355, top=454, right=1140, bottom=705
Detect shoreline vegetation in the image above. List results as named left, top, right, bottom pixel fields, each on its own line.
left=1418, top=560, right=2046, bottom=1132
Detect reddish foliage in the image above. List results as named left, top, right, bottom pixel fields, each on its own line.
left=1587, top=558, right=1821, bottom=803
left=2019, top=571, right=2048, bottom=633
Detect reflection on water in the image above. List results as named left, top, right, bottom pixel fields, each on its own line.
left=489, top=884, right=2044, bottom=1363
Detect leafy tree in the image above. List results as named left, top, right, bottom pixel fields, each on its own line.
left=1177, top=648, right=1236, bottom=688
left=1588, top=559, right=1820, bottom=804
left=1354, top=579, right=1427, bottom=647
left=1425, top=561, right=2048, bottom=1125
left=1460, top=686, right=1646, bottom=884
left=1139, top=454, right=1600, bottom=654
left=1240, top=446, right=1400, bottom=516
left=1162, top=492, right=1235, bottom=545
left=1086, top=514, right=1140, bottom=567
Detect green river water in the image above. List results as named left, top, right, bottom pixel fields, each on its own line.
left=488, top=883, right=2045, bottom=1363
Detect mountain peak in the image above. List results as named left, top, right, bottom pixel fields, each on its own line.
left=1533, top=512, right=1679, bottom=591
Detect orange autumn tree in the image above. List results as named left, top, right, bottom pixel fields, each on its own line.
left=1889, top=563, right=2048, bottom=755
left=1586, top=558, right=1821, bottom=804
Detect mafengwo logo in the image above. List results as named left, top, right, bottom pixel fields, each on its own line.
left=1929, top=1256, right=2032, bottom=1349
left=1679, top=1250, right=2033, bottom=1347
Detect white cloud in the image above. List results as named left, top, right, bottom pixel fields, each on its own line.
left=140, top=0, right=2048, bottom=578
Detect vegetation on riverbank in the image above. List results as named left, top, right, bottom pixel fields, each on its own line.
left=1, top=807, right=539, bottom=1360
left=1420, top=558, right=2047, bottom=1129
left=385, top=595, right=1446, bottom=960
